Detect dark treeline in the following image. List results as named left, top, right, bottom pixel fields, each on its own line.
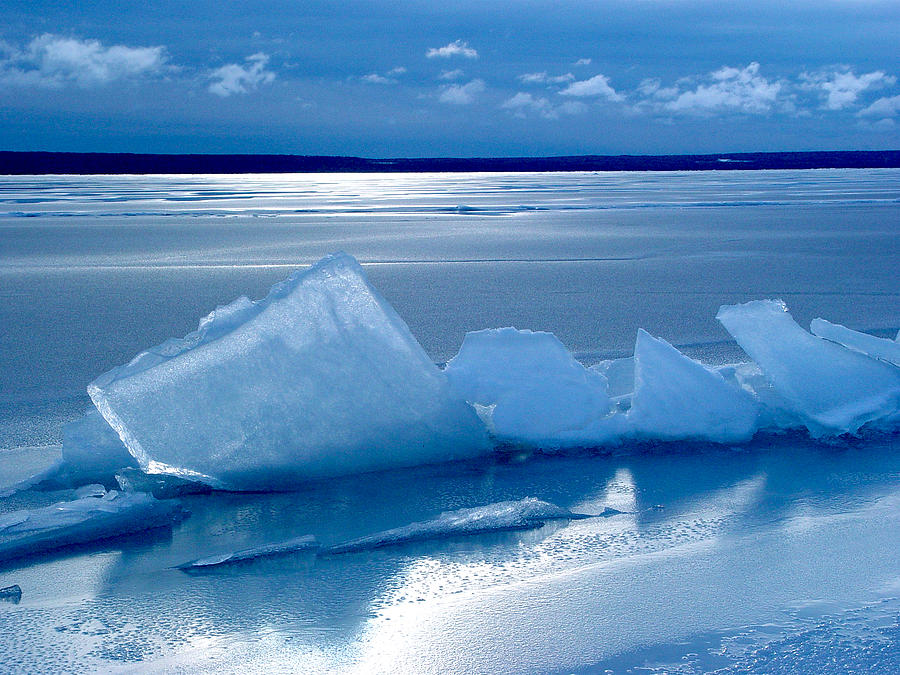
left=1, top=150, right=898, bottom=174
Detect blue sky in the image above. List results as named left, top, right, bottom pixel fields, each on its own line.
left=1, top=0, right=898, bottom=156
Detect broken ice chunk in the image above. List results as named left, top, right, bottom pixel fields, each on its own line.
left=177, top=535, right=318, bottom=570
left=717, top=300, right=900, bottom=436
left=628, top=329, right=758, bottom=442
left=0, top=585, right=22, bottom=604
left=810, top=318, right=900, bottom=367
left=88, top=253, right=489, bottom=491
left=0, top=489, right=184, bottom=563
left=322, top=497, right=590, bottom=555
left=445, top=328, right=617, bottom=446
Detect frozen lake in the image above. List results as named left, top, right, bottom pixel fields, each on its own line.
left=1, top=170, right=899, bottom=672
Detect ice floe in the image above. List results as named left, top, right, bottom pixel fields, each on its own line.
left=322, top=498, right=591, bottom=555
left=0, top=488, right=184, bottom=563
left=177, top=535, right=318, bottom=570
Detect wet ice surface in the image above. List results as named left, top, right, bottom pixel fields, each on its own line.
left=0, top=170, right=899, bottom=672
left=1, top=439, right=899, bottom=673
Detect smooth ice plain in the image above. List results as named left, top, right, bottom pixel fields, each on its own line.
left=0, top=170, right=899, bottom=673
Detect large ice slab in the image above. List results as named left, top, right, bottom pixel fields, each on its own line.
left=717, top=300, right=900, bottom=436
left=322, top=498, right=591, bottom=555
left=88, top=253, right=489, bottom=490
left=444, top=328, right=621, bottom=446
left=628, top=330, right=758, bottom=442
left=810, top=318, right=900, bottom=367
left=0, top=489, right=183, bottom=563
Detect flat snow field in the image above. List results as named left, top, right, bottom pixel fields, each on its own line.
left=1, top=170, right=899, bottom=673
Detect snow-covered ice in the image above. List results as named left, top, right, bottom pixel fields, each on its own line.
left=810, top=318, right=900, bottom=367
left=444, top=328, right=621, bottom=446
left=717, top=299, right=900, bottom=436
left=177, top=535, right=318, bottom=570
left=88, top=253, right=489, bottom=490
left=628, top=329, right=759, bottom=442
left=323, top=497, right=591, bottom=555
left=0, top=488, right=184, bottom=563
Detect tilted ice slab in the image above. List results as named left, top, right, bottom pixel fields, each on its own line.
left=322, top=498, right=591, bottom=555
left=0, top=489, right=183, bottom=563
left=810, top=318, right=900, bottom=367
left=56, top=409, right=137, bottom=486
left=717, top=300, right=900, bottom=436
left=177, top=535, right=318, bottom=570
left=445, top=328, right=623, bottom=446
left=628, top=330, right=759, bottom=442
left=88, top=253, right=489, bottom=491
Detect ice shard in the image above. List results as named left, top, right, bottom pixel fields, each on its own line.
left=628, top=330, right=758, bottom=442
left=717, top=300, right=900, bottom=436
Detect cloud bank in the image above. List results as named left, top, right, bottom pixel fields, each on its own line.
left=0, top=34, right=166, bottom=87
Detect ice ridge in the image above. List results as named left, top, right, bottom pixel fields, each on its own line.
left=67, top=253, right=899, bottom=492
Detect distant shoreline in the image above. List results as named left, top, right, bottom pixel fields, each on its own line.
left=1, top=150, right=898, bottom=175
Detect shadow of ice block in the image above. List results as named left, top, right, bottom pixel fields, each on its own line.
left=88, top=253, right=489, bottom=491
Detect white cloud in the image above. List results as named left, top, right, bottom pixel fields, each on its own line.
left=361, top=67, right=406, bottom=84
left=439, top=78, right=485, bottom=104
left=518, top=71, right=575, bottom=85
left=427, top=40, right=478, bottom=59
left=559, top=73, right=623, bottom=101
left=662, top=63, right=781, bottom=114
left=857, top=94, right=900, bottom=118
left=574, top=58, right=592, bottom=66
left=0, top=34, right=166, bottom=87
left=439, top=68, right=464, bottom=81
left=209, top=52, right=275, bottom=97
left=362, top=73, right=394, bottom=84
left=802, top=68, right=896, bottom=110
left=501, top=91, right=587, bottom=119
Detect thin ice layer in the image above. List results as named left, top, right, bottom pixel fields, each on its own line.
left=88, top=253, right=488, bottom=490
left=177, top=535, right=318, bottom=570
left=323, top=498, right=591, bottom=555
left=0, top=489, right=183, bottom=563
left=717, top=300, right=900, bottom=436
left=628, top=330, right=758, bottom=442
left=810, top=318, right=900, bottom=367
left=445, top=328, right=619, bottom=446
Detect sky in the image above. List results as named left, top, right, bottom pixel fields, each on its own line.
left=1, top=0, right=898, bottom=156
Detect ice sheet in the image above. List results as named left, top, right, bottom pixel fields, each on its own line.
left=0, top=489, right=184, bottom=563
left=88, top=253, right=489, bottom=490
left=322, top=497, right=591, bottom=555
left=717, top=300, right=900, bottom=435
